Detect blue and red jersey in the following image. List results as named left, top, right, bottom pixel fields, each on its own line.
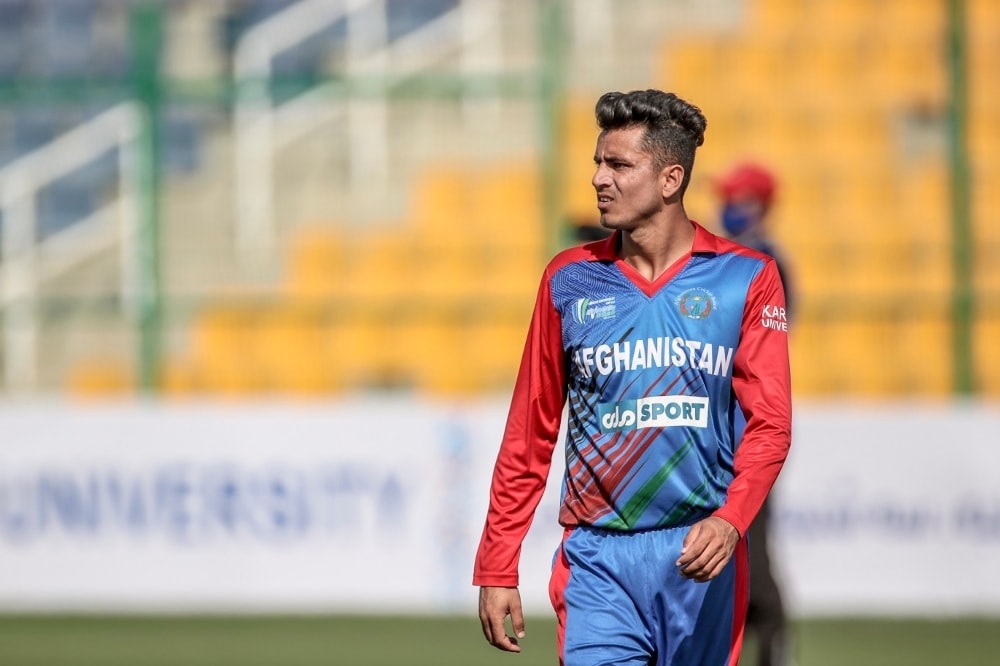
left=474, top=222, right=792, bottom=587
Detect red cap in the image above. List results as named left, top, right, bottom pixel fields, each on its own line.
left=716, top=162, right=777, bottom=204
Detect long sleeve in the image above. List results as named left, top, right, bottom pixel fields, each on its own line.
left=712, top=258, right=792, bottom=537
left=472, top=273, right=568, bottom=587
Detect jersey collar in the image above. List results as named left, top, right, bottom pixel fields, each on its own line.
left=589, top=220, right=722, bottom=261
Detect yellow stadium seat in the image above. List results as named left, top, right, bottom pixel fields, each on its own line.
left=788, top=318, right=833, bottom=395
left=252, top=306, right=339, bottom=395
left=800, top=321, right=882, bottom=397
left=196, top=365, right=265, bottom=395
left=968, top=4, right=1000, bottom=115
left=902, top=242, right=951, bottom=300
left=811, top=110, right=891, bottom=171
left=869, top=36, right=948, bottom=107
left=662, top=39, right=724, bottom=95
left=968, top=116, right=1000, bottom=167
left=476, top=249, right=543, bottom=313
left=837, top=318, right=897, bottom=396
left=802, top=317, right=858, bottom=395
left=159, top=358, right=200, bottom=396
left=189, top=306, right=265, bottom=395
left=971, top=175, right=1000, bottom=295
left=782, top=39, right=859, bottom=109
left=749, top=0, right=808, bottom=37
left=327, top=315, right=397, bottom=390
left=410, top=167, right=472, bottom=236
left=896, top=162, right=949, bottom=233
left=775, top=175, right=826, bottom=243
left=973, top=258, right=1000, bottom=311
left=890, top=315, right=952, bottom=395
left=341, top=230, right=416, bottom=306
left=398, top=317, right=472, bottom=394
left=969, top=0, right=1000, bottom=38
left=464, top=317, right=529, bottom=393
left=470, top=164, right=544, bottom=247
left=786, top=237, right=839, bottom=299
left=867, top=319, right=908, bottom=396
left=878, top=0, right=944, bottom=41
left=973, top=318, right=1000, bottom=394
left=409, top=238, right=483, bottom=307
left=66, top=360, right=133, bottom=397
left=286, top=227, right=349, bottom=301
left=561, top=96, right=602, bottom=222
left=738, top=111, right=812, bottom=167
left=805, top=0, right=880, bottom=39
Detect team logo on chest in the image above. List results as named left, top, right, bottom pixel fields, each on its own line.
left=676, top=288, right=716, bottom=320
left=573, top=296, right=616, bottom=324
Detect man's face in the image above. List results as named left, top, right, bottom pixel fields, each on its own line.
left=592, top=126, right=666, bottom=231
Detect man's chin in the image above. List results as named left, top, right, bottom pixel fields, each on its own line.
left=599, top=217, right=632, bottom=232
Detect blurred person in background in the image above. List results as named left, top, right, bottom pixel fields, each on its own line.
left=715, top=161, right=794, bottom=666
left=474, top=89, right=793, bottom=665
left=716, top=163, right=793, bottom=312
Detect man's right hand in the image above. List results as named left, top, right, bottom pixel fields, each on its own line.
left=478, top=586, right=525, bottom=653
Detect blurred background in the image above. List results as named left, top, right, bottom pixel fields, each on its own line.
left=0, top=0, right=994, bottom=398
left=0, top=0, right=998, bottom=664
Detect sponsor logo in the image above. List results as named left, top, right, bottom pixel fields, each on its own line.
left=676, top=288, right=716, bottom=320
left=573, top=296, right=616, bottom=324
left=597, top=396, right=710, bottom=432
left=760, top=304, right=788, bottom=331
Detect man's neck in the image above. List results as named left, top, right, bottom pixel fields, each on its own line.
left=619, top=214, right=696, bottom=282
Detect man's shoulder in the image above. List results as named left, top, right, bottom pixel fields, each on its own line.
left=545, top=235, right=616, bottom=275
left=713, top=233, right=770, bottom=261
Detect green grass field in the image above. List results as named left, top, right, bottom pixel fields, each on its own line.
left=0, top=614, right=997, bottom=665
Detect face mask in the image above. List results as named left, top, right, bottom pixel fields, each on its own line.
left=721, top=202, right=754, bottom=236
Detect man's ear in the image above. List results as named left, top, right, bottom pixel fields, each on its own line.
left=662, top=164, right=685, bottom=199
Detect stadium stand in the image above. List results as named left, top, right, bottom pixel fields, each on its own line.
left=0, top=0, right=993, bottom=398
left=654, top=0, right=969, bottom=396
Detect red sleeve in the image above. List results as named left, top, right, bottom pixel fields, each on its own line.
left=712, top=258, right=792, bottom=537
left=472, top=271, right=567, bottom=587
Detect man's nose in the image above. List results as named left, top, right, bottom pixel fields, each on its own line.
left=593, top=164, right=610, bottom=188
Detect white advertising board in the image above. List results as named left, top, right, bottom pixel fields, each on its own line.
left=0, top=399, right=563, bottom=614
left=772, top=402, right=1000, bottom=616
left=0, top=399, right=997, bottom=616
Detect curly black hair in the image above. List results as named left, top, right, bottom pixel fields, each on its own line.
left=595, top=90, right=707, bottom=193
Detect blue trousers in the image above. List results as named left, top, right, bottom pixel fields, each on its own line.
left=549, top=525, right=748, bottom=666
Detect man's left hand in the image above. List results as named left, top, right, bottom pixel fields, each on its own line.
left=676, top=516, right=740, bottom=582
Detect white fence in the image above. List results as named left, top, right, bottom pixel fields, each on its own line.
left=0, top=399, right=998, bottom=616
left=0, top=103, right=142, bottom=392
